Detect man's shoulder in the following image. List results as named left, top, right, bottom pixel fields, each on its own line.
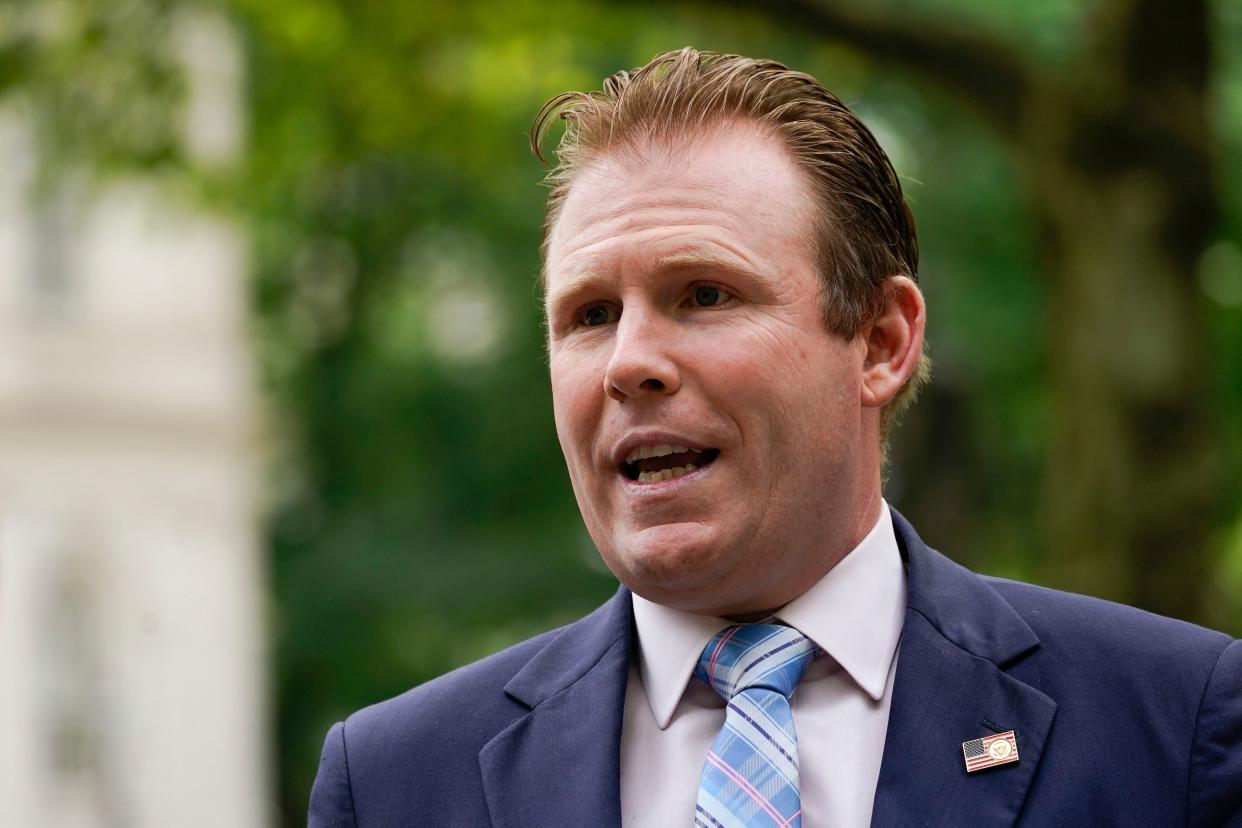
left=895, top=508, right=1235, bottom=679
left=336, top=586, right=632, bottom=762
left=310, top=613, right=611, bottom=825
left=982, top=573, right=1234, bottom=674
left=342, top=623, right=565, bottom=745
left=972, top=572, right=1242, bottom=823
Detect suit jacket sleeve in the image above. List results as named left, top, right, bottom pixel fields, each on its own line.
left=1189, top=639, right=1242, bottom=827
left=309, top=721, right=359, bottom=828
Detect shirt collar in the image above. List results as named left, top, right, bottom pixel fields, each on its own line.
left=631, top=502, right=907, bottom=729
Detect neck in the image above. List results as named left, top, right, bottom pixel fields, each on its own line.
left=711, top=494, right=887, bottom=620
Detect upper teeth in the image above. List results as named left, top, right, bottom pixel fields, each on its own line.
left=625, top=444, right=693, bottom=464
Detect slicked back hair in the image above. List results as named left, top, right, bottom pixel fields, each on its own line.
left=531, top=47, right=929, bottom=435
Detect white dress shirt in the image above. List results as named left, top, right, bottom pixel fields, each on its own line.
left=619, top=503, right=906, bottom=827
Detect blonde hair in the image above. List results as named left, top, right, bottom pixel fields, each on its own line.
left=531, top=47, right=930, bottom=433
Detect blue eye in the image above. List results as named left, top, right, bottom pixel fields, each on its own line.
left=693, top=286, right=724, bottom=307
left=582, top=304, right=616, bottom=326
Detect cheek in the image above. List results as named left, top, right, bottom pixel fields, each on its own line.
left=550, top=356, right=606, bottom=474
left=707, top=331, right=859, bottom=449
left=552, top=401, right=593, bottom=475
left=692, top=324, right=820, bottom=403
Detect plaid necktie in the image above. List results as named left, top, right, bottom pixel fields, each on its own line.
left=694, top=624, right=819, bottom=828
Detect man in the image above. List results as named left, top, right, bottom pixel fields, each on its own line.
left=309, top=49, right=1241, bottom=827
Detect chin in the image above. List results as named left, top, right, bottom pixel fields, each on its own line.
left=603, top=522, right=738, bottom=602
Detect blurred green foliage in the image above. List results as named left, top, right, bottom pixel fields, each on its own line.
left=4, top=0, right=1241, bottom=823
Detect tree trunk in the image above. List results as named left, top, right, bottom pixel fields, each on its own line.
left=1024, top=0, right=1221, bottom=621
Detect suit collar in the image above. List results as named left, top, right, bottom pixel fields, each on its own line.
left=871, top=509, right=1057, bottom=827
left=501, top=587, right=632, bottom=708
left=894, top=508, right=1040, bottom=666
left=494, top=509, right=1039, bottom=708
left=481, top=587, right=631, bottom=828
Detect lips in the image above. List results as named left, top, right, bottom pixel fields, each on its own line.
left=618, top=443, right=721, bottom=482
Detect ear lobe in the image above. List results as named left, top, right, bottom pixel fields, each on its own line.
left=860, top=276, right=926, bottom=408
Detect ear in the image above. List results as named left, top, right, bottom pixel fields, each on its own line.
left=860, top=276, right=926, bottom=408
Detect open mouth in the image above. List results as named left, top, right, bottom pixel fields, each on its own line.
left=621, top=444, right=721, bottom=483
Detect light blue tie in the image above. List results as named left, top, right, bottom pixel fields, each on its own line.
left=694, top=624, right=818, bottom=828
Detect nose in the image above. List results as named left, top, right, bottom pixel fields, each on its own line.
left=603, top=308, right=681, bottom=402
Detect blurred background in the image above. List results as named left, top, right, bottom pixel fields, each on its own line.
left=0, top=0, right=1239, bottom=825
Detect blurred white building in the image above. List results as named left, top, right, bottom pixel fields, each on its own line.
left=0, top=12, right=269, bottom=828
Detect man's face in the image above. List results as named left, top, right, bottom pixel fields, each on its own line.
left=544, top=123, right=880, bottom=616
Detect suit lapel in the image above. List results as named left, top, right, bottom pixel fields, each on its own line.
left=479, top=588, right=632, bottom=828
left=871, top=511, right=1058, bottom=827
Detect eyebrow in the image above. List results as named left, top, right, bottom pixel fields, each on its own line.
left=548, top=245, right=765, bottom=309
left=649, top=245, right=764, bottom=280
left=545, top=269, right=604, bottom=313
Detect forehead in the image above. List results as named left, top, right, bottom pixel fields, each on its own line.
left=545, top=122, right=818, bottom=288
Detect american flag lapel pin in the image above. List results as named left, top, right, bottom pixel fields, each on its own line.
left=962, top=730, right=1019, bottom=773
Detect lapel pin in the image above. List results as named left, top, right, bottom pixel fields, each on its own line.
left=962, top=730, right=1019, bottom=773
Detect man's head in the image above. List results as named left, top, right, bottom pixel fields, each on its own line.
left=534, top=49, right=927, bottom=617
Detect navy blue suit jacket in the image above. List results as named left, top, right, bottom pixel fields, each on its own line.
left=309, top=512, right=1242, bottom=826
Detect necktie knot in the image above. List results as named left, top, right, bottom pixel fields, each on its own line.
left=695, top=623, right=818, bottom=701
